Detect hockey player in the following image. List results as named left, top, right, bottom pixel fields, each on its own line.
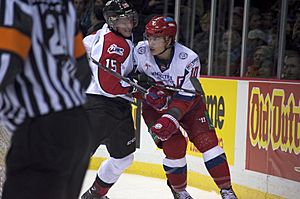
left=80, top=1, right=138, bottom=199
left=133, top=16, right=238, bottom=199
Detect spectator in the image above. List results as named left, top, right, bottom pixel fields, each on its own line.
left=291, top=15, right=300, bottom=51
left=246, top=45, right=273, bottom=78
left=257, top=60, right=273, bottom=78
left=80, top=0, right=100, bottom=36
left=261, top=11, right=276, bottom=44
left=128, top=0, right=150, bottom=44
left=248, top=29, right=268, bottom=44
left=214, top=30, right=242, bottom=76
left=146, top=0, right=173, bottom=15
left=282, top=51, right=300, bottom=80
left=262, top=12, right=274, bottom=31
left=193, top=12, right=211, bottom=74
left=249, top=13, right=263, bottom=30
left=74, top=0, right=86, bottom=20
left=247, top=29, right=268, bottom=64
left=232, top=7, right=244, bottom=35
left=86, top=0, right=106, bottom=35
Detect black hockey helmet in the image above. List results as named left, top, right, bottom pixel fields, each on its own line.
left=102, top=0, right=138, bottom=30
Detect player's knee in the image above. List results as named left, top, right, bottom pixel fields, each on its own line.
left=191, top=130, right=219, bottom=153
left=163, top=133, right=187, bottom=159
left=111, top=153, right=134, bottom=171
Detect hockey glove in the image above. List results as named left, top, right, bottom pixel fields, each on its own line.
left=145, top=86, right=169, bottom=111
left=150, top=114, right=180, bottom=141
left=128, top=86, right=144, bottom=99
left=131, top=73, right=155, bottom=89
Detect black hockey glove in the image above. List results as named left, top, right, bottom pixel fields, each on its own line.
left=131, top=73, right=155, bottom=89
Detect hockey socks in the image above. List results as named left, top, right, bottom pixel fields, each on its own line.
left=203, top=146, right=231, bottom=189
left=163, top=157, right=187, bottom=192
left=90, top=176, right=113, bottom=196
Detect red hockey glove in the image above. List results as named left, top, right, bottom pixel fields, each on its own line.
left=145, top=86, right=169, bottom=111
left=150, top=114, right=180, bottom=141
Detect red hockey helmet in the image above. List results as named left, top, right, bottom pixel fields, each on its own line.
left=145, top=16, right=177, bottom=39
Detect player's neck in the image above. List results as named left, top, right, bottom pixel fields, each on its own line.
left=156, top=48, right=172, bottom=61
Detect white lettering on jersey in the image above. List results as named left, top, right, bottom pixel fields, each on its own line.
left=107, top=44, right=124, bottom=56
left=197, top=116, right=207, bottom=123
left=127, top=137, right=136, bottom=145
left=105, top=59, right=117, bottom=72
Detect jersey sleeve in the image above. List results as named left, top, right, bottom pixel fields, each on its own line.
left=0, top=0, right=33, bottom=91
left=133, top=47, right=139, bottom=71
left=82, top=33, right=97, bottom=57
left=168, top=56, right=201, bottom=119
left=133, top=42, right=147, bottom=73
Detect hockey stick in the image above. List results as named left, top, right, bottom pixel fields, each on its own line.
left=153, top=83, right=198, bottom=95
left=150, top=77, right=204, bottom=96
left=132, top=75, right=203, bottom=95
left=190, top=77, right=205, bottom=96
left=90, top=57, right=148, bottom=94
left=91, top=57, right=204, bottom=96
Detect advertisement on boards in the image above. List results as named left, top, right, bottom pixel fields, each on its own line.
left=246, top=82, right=300, bottom=182
left=186, top=78, right=238, bottom=166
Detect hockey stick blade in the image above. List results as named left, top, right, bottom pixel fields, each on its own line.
left=90, top=57, right=148, bottom=94
left=190, top=77, right=205, bottom=96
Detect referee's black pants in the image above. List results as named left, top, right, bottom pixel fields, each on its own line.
left=2, top=106, right=92, bottom=199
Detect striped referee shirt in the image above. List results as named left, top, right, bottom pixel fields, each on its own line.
left=0, top=0, right=91, bottom=132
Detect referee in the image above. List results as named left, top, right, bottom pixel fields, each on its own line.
left=0, top=1, right=92, bottom=199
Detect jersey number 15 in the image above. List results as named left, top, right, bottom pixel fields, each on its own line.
left=105, top=59, right=117, bottom=72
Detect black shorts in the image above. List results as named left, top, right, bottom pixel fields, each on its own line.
left=84, top=94, right=136, bottom=158
left=3, top=106, right=92, bottom=199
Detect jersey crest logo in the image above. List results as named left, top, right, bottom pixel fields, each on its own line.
left=138, top=46, right=146, bottom=54
left=179, top=52, right=188, bottom=59
left=107, top=44, right=124, bottom=56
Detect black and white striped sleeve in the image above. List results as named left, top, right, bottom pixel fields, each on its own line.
left=0, top=0, right=33, bottom=90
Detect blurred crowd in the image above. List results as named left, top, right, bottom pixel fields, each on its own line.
left=73, top=0, right=174, bottom=41
left=192, top=0, right=300, bottom=80
left=73, top=0, right=300, bottom=80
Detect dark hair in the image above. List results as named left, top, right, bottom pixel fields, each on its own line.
left=94, top=4, right=104, bottom=20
